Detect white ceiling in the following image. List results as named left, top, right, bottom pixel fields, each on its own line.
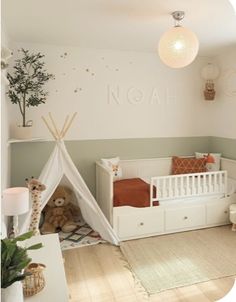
left=2, top=0, right=236, bottom=56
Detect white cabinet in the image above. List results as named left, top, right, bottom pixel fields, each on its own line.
left=165, top=205, right=206, bottom=231
left=206, top=201, right=230, bottom=225
left=23, top=234, right=68, bottom=302
left=114, top=195, right=236, bottom=241
left=115, top=207, right=164, bottom=239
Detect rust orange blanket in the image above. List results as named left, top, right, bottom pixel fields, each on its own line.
left=113, top=178, right=158, bottom=207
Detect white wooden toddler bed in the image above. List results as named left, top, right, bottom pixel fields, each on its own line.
left=96, top=157, right=236, bottom=241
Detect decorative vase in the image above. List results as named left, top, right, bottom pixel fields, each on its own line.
left=1, top=282, right=24, bottom=302
left=11, top=124, right=33, bottom=140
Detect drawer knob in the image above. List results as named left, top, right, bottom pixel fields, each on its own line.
left=224, top=210, right=228, bottom=214
left=183, top=216, right=188, bottom=220
left=139, top=222, right=144, bottom=226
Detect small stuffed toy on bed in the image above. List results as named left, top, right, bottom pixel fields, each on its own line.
left=101, top=157, right=122, bottom=180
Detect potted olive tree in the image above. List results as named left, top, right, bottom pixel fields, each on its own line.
left=1, top=231, right=43, bottom=302
left=7, top=49, right=54, bottom=139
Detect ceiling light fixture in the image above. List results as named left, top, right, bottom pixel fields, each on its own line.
left=158, top=11, right=199, bottom=68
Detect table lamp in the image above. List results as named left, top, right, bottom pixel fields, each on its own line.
left=2, top=187, right=29, bottom=236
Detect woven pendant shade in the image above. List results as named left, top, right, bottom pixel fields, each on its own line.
left=158, top=27, right=199, bottom=68
left=158, top=11, right=199, bottom=68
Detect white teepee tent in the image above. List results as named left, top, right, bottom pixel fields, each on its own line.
left=19, top=113, right=119, bottom=245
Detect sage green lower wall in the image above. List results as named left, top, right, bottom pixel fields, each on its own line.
left=209, top=137, right=236, bottom=160
left=11, top=136, right=210, bottom=195
left=10, top=136, right=236, bottom=196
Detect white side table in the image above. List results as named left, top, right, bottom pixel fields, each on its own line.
left=23, top=234, right=69, bottom=302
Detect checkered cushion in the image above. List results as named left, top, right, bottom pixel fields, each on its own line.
left=172, top=156, right=207, bottom=175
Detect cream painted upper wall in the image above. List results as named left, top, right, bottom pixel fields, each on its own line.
left=207, top=47, right=236, bottom=139
left=8, top=43, right=211, bottom=140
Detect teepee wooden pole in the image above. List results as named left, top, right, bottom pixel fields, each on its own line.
left=49, top=112, right=60, bottom=139
left=61, top=112, right=78, bottom=138
left=60, top=115, right=70, bottom=138
left=41, top=116, right=57, bottom=140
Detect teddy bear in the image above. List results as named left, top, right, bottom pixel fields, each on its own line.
left=40, top=185, right=81, bottom=234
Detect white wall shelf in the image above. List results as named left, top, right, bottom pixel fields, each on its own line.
left=8, top=138, right=49, bottom=144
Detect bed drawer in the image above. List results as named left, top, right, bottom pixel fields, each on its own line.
left=165, top=205, right=205, bottom=231
left=116, top=209, right=164, bottom=239
left=206, top=202, right=230, bottom=225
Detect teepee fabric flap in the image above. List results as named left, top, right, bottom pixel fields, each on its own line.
left=19, top=141, right=119, bottom=245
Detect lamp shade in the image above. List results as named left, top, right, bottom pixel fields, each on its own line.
left=158, top=26, right=199, bottom=68
left=201, top=63, right=220, bottom=80
left=2, top=187, right=29, bottom=216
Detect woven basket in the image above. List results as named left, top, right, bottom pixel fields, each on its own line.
left=22, top=263, right=46, bottom=297
left=204, top=82, right=215, bottom=100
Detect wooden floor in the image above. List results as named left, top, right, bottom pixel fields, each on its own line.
left=63, top=243, right=235, bottom=302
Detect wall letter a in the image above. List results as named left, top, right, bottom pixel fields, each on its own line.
left=149, top=88, right=161, bottom=105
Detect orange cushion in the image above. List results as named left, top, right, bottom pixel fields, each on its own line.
left=172, top=156, right=207, bottom=175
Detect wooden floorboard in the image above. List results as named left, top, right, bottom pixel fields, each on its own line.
left=63, top=243, right=235, bottom=302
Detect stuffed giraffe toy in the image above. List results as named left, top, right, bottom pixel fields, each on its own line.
left=26, top=177, right=46, bottom=235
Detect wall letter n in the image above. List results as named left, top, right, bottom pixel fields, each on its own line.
left=107, top=85, right=122, bottom=105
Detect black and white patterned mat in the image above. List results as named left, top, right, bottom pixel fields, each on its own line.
left=59, top=222, right=105, bottom=250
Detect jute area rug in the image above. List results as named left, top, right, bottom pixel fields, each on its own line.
left=120, top=226, right=236, bottom=294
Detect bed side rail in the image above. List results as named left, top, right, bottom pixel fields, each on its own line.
left=96, top=161, right=114, bottom=225
left=150, top=170, right=228, bottom=203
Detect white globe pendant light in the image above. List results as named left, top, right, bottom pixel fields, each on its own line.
left=158, top=11, right=199, bottom=68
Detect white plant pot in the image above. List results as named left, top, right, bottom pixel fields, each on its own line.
left=1, top=282, right=24, bottom=302
left=11, top=125, right=33, bottom=140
